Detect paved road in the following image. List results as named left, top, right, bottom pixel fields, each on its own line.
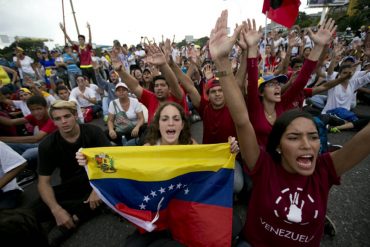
left=21, top=105, right=370, bottom=247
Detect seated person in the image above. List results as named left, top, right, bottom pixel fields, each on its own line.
left=0, top=141, right=26, bottom=209
left=106, top=82, right=145, bottom=146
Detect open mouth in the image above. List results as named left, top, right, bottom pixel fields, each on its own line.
left=166, top=130, right=176, bottom=136
left=296, top=155, right=314, bottom=170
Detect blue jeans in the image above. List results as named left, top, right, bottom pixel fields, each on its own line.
left=6, top=143, right=39, bottom=170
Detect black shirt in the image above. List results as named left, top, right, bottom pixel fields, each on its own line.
left=38, top=124, right=111, bottom=182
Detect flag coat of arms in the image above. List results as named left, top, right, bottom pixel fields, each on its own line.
left=82, top=143, right=235, bottom=247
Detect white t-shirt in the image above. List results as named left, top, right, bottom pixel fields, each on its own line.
left=108, top=98, right=143, bottom=125
left=88, top=84, right=102, bottom=101
left=13, top=56, right=35, bottom=75
left=69, top=87, right=96, bottom=107
left=322, top=72, right=370, bottom=113
left=12, top=100, right=30, bottom=116
left=0, top=141, right=26, bottom=192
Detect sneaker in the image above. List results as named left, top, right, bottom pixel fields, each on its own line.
left=16, top=169, right=37, bottom=188
left=329, top=127, right=341, bottom=133
left=324, top=215, right=336, bottom=237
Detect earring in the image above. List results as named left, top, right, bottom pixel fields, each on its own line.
left=276, top=148, right=281, bottom=154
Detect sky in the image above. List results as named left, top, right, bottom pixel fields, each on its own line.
left=0, top=0, right=321, bottom=48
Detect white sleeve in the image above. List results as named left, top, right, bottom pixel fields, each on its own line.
left=108, top=100, right=115, bottom=114
left=134, top=99, right=143, bottom=113
left=351, top=72, right=370, bottom=90
left=0, top=142, right=26, bottom=174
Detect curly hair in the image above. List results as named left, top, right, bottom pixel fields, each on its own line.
left=145, top=102, right=192, bottom=145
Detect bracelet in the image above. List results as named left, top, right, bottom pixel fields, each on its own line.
left=215, top=70, right=232, bottom=78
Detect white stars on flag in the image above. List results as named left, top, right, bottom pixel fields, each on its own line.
left=150, top=190, right=157, bottom=197
left=139, top=183, right=190, bottom=210
left=143, top=195, right=150, bottom=203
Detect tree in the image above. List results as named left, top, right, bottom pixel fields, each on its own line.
left=295, top=11, right=319, bottom=28
left=0, top=38, right=47, bottom=61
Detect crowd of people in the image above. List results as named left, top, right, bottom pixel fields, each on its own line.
left=0, top=10, right=370, bottom=247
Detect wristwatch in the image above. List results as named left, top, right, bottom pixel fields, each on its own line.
left=215, top=70, right=232, bottom=78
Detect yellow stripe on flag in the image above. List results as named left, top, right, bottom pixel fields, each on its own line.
left=82, top=143, right=235, bottom=182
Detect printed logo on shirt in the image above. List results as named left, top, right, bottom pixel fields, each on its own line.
left=274, top=187, right=318, bottom=225
left=259, top=186, right=320, bottom=243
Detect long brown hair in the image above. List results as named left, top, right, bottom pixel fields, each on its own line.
left=145, top=102, right=192, bottom=145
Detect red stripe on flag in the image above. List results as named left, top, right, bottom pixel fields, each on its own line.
left=168, top=199, right=233, bottom=247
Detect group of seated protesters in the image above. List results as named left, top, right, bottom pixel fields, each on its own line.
left=0, top=12, right=370, bottom=246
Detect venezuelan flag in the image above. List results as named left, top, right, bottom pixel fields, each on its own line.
left=82, top=143, right=235, bottom=247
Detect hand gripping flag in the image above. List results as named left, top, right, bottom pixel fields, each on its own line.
left=262, top=0, right=301, bottom=28
left=82, top=143, right=235, bottom=247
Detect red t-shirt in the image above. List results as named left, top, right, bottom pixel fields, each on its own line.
left=139, top=89, right=188, bottom=124
left=247, top=58, right=317, bottom=148
left=244, top=151, right=340, bottom=247
left=72, top=44, right=92, bottom=67
left=197, top=97, right=236, bottom=144
left=25, top=115, right=57, bottom=134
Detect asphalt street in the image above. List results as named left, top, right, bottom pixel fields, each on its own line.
left=20, top=104, right=370, bottom=247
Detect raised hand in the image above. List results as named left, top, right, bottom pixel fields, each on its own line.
left=308, top=18, right=336, bottom=47
left=242, top=19, right=262, bottom=47
left=87, top=22, right=91, bottom=29
left=236, top=22, right=248, bottom=51
left=209, top=10, right=242, bottom=61
left=110, top=47, right=123, bottom=71
left=145, top=44, right=166, bottom=66
left=163, top=38, right=172, bottom=64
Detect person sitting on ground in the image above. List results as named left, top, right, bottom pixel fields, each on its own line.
left=0, top=141, right=26, bottom=209
left=0, top=96, right=57, bottom=185
left=76, top=101, right=240, bottom=246
left=210, top=11, right=370, bottom=246
left=107, top=82, right=145, bottom=146
left=33, top=100, right=111, bottom=246
left=55, top=85, right=84, bottom=123
left=69, top=75, right=102, bottom=119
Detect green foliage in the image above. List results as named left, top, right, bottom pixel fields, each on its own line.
left=328, top=0, right=369, bottom=32
left=295, top=11, right=320, bottom=28
left=0, top=38, right=46, bottom=60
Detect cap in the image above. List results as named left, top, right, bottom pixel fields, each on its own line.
left=19, top=88, right=32, bottom=94
left=50, top=100, right=77, bottom=111
left=205, top=78, right=220, bottom=93
left=342, top=56, right=356, bottom=63
left=258, top=74, right=288, bottom=89
left=115, top=82, right=128, bottom=90
left=15, top=47, right=24, bottom=52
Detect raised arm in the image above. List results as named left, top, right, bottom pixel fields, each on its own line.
left=169, top=59, right=201, bottom=108
left=110, top=47, right=144, bottom=99
left=146, top=41, right=183, bottom=100
left=59, top=23, right=74, bottom=45
left=331, top=122, right=370, bottom=176
left=87, top=22, right=92, bottom=45
left=210, top=11, right=260, bottom=169
left=235, top=23, right=248, bottom=92
left=311, top=71, right=352, bottom=95
left=1, top=66, right=18, bottom=84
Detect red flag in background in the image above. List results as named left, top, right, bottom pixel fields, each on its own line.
left=262, top=0, right=301, bottom=28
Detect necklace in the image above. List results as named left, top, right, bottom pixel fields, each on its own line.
left=264, top=110, right=275, bottom=119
